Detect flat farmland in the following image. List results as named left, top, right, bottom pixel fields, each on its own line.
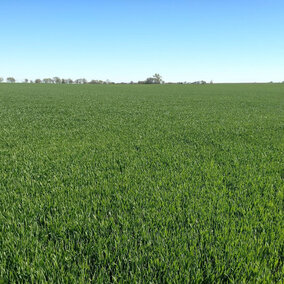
left=0, top=83, right=283, bottom=282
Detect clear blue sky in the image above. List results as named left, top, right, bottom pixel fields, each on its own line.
left=1, top=0, right=284, bottom=83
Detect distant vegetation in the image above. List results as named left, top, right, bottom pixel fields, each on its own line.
left=1, top=76, right=283, bottom=84
left=0, top=74, right=213, bottom=85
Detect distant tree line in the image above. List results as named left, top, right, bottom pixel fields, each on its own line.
left=0, top=74, right=218, bottom=85
left=0, top=77, right=113, bottom=84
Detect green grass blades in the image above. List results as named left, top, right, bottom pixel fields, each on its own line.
left=0, top=83, right=283, bottom=282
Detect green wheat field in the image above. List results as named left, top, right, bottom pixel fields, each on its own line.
left=0, top=83, right=283, bottom=282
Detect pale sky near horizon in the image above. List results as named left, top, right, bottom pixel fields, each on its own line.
left=1, top=0, right=284, bottom=83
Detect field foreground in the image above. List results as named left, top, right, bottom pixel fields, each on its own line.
left=0, top=84, right=283, bottom=282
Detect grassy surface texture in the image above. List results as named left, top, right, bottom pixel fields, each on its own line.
left=0, top=83, right=283, bottom=282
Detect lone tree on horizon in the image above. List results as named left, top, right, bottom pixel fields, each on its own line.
left=7, top=77, right=16, bottom=83
left=144, top=73, right=163, bottom=84
left=153, top=73, right=163, bottom=84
